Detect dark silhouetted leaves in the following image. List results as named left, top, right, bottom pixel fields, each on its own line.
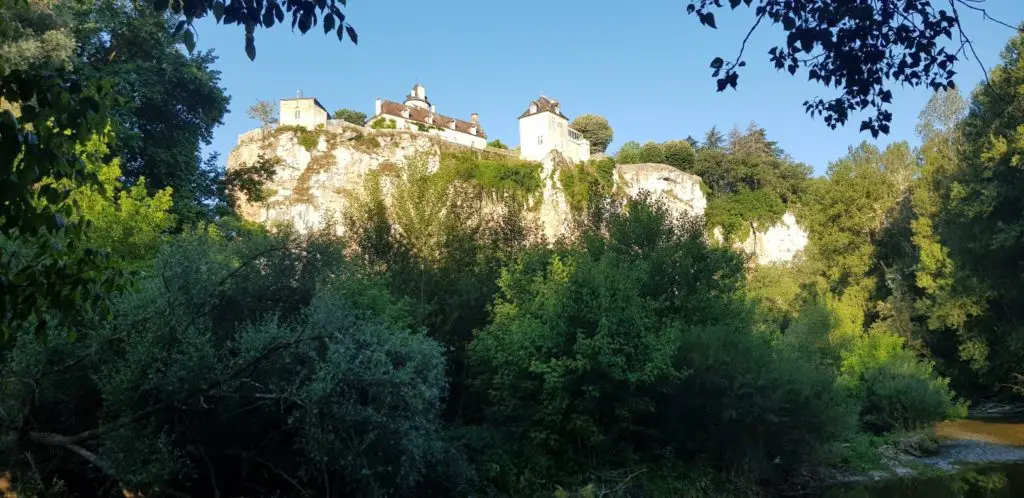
left=687, top=0, right=962, bottom=137
left=148, top=0, right=358, bottom=60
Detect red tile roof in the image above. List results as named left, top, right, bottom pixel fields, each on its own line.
left=377, top=100, right=486, bottom=139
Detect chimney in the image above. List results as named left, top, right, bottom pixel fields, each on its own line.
left=470, top=113, right=479, bottom=124
left=375, top=98, right=382, bottom=116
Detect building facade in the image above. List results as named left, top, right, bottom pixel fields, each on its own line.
left=368, top=84, right=488, bottom=149
left=279, top=95, right=329, bottom=129
left=518, top=96, right=590, bottom=163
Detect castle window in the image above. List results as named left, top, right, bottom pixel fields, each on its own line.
left=295, top=109, right=300, bottom=119
left=537, top=135, right=543, bottom=145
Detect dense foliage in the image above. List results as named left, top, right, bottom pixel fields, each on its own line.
left=4, top=1, right=1023, bottom=495
left=569, top=114, right=615, bottom=153
left=332, top=108, right=367, bottom=125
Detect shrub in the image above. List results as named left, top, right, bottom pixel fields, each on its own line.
left=487, top=139, right=509, bottom=150
left=559, top=157, right=616, bottom=212
left=840, top=331, right=966, bottom=432
left=442, top=152, right=542, bottom=198
left=370, top=117, right=397, bottom=129
left=468, top=195, right=853, bottom=488
left=0, top=227, right=454, bottom=497
left=706, top=189, right=787, bottom=242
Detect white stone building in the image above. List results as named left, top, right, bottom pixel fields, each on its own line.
left=518, top=96, right=590, bottom=163
left=368, top=84, right=488, bottom=149
left=279, top=94, right=329, bottom=129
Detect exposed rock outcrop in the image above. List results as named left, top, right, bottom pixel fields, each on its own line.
left=227, top=125, right=807, bottom=264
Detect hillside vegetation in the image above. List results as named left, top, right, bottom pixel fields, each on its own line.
left=2, top=2, right=1023, bottom=495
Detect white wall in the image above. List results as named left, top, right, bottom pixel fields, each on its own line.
left=372, top=115, right=485, bottom=149
left=279, top=99, right=327, bottom=129
left=519, top=112, right=557, bottom=162
left=519, top=111, right=590, bottom=163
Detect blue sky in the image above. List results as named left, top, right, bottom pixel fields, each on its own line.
left=196, top=1, right=1023, bottom=175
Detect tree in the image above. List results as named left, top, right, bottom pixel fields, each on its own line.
left=702, top=126, right=725, bottom=150
left=468, top=195, right=855, bottom=489
left=1, top=228, right=455, bottom=496
left=333, top=108, right=367, bottom=125
left=663, top=140, right=697, bottom=170
left=685, top=0, right=971, bottom=137
left=487, top=139, right=509, bottom=150
left=0, top=0, right=360, bottom=336
left=615, top=141, right=642, bottom=164
left=248, top=100, right=278, bottom=131
left=71, top=2, right=231, bottom=222
left=917, top=32, right=1024, bottom=394
left=569, top=114, right=614, bottom=153
left=637, top=141, right=666, bottom=163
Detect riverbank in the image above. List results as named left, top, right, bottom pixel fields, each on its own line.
left=804, top=416, right=1024, bottom=496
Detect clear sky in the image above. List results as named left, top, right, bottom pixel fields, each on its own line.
left=196, top=1, right=1024, bottom=175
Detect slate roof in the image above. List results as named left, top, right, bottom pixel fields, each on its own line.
left=280, top=97, right=329, bottom=115
left=519, top=96, right=568, bottom=120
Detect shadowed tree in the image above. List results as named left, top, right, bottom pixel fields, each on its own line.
left=684, top=0, right=1021, bottom=137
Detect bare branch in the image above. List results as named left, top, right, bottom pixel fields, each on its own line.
left=728, top=10, right=767, bottom=71
left=955, top=0, right=1023, bottom=32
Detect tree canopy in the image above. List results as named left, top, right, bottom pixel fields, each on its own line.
left=333, top=108, right=367, bottom=125
left=569, top=114, right=615, bottom=153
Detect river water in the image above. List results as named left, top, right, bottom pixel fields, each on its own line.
left=819, top=417, right=1024, bottom=498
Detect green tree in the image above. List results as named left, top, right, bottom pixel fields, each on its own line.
left=663, top=140, right=696, bottom=170
left=487, top=139, right=509, bottom=150
left=333, top=107, right=367, bottom=125
left=569, top=114, right=614, bottom=153
left=917, top=33, right=1024, bottom=394
left=469, top=195, right=855, bottom=490
left=637, top=141, right=666, bottom=163
left=615, top=141, right=642, bottom=164
left=1, top=228, right=455, bottom=496
left=72, top=2, right=231, bottom=221
left=702, top=126, right=725, bottom=150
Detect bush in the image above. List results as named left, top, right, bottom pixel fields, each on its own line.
left=468, top=195, right=854, bottom=489
left=706, top=189, right=787, bottom=242
left=841, top=332, right=966, bottom=432
left=559, top=157, right=616, bottom=212
left=0, top=227, right=455, bottom=496
left=370, top=117, right=397, bottom=129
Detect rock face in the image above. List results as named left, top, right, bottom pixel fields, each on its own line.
left=738, top=212, right=810, bottom=265
left=614, top=163, right=707, bottom=217
left=227, top=126, right=807, bottom=264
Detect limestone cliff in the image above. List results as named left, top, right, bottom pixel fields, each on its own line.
left=227, top=124, right=807, bottom=264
